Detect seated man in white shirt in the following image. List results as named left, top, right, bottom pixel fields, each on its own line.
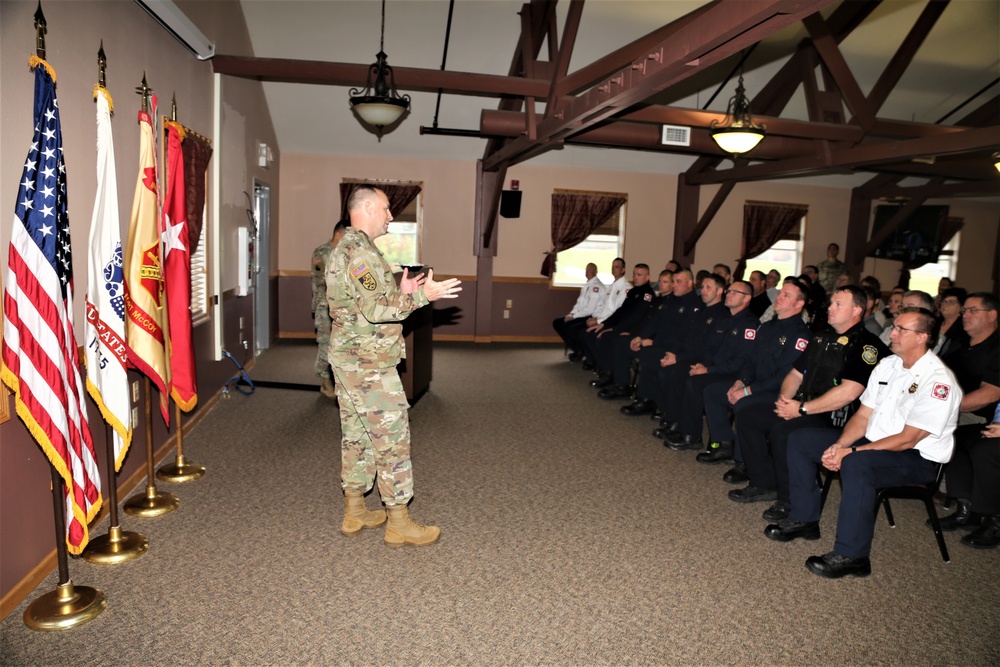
left=765, top=307, right=962, bottom=579
left=553, top=262, right=606, bottom=359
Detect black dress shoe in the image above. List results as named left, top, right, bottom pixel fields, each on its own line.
left=581, top=361, right=596, bottom=371
left=930, top=498, right=982, bottom=532
left=722, top=462, right=748, bottom=484
left=696, top=441, right=734, bottom=465
left=590, top=373, right=613, bottom=388
left=597, top=385, right=631, bottom=400
left=620, top=398, right=655, bottom=416
left=762, top=502, right=791, bottom=521
left=960, top=515, right=1000, bottom=549
left=650, top=409, right=663, bottom=421
left=805, top=551, right=872, bottom=579
left=764, top=518, right=820, bottom=542
left=651, top=427, right=671, bottom=440
left=568, top=352, right=582, bottom=362
left=667, top=435, right=703, bottom=451
left=728, top=486, right=778, bottom=503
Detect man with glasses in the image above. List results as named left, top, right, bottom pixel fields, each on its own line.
left=730, top=286, right=890, bottom=520
left=663, top=280, right=760, bottom=451
left=936, top=293, right=1000, bottom=539
left=767, top=307, right=961, bottom=578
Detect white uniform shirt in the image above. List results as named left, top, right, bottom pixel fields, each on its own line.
left=568, top=276, right=607, bottom=318
left=594, top=276, right=631, bottom=323
left=859, top=350, right=962, bottom=463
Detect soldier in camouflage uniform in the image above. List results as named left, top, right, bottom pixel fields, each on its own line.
left=311, top=220, right=350, bottom=398
left=327, top=185, right=461, bottom=548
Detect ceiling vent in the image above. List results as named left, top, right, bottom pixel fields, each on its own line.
left=661, top=125, right=691, bottom=147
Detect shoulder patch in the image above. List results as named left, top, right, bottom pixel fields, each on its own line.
left=351, top=262, right=377, bottom=291
left=932, top=383, right=951, bottom=400
left=861, top=344, right=879, bottom=365
left=795, top=338, right=809, bottom=351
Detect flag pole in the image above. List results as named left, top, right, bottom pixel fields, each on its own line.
left=156, top=402, right=205, bottom=482
left=24, top=468, right=107, bottom=630
left=82, top=41, right=148, bottom=564
left=123, top=377, right=179, bottom=516
left=156, top=94, right=204, bottom=483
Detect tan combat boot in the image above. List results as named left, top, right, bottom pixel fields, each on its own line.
left=384, top=505, right=440, bottom=548
left=320, top=376, right=336, bottom=399
left=341, top=492, right=387, bottom=536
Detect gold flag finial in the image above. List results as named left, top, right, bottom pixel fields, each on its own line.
left=34, top=1, right=47, bottom=60
left=135, top=72, right=152, bottom=113
left=98, top=40, right=106, bottom=89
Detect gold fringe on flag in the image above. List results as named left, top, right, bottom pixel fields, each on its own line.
left=28, top=54, right=56, bottom=82
left=93, top=85, right=114, bottom=114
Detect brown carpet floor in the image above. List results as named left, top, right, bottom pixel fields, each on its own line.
left=1, top=342, right=998, bottom=666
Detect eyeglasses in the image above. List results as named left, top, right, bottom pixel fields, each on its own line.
left=725, top=289, right=751, bottom=297
left=940, top=299, right=961, bottom=306
left=889, top=324, right=925, bottom=335
left=961, top=307, right=991, bottom=315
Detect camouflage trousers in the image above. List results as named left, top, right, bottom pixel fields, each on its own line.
left=331, top=366, right=413, bottom=506
left=315, top=310, right=332, bottom=378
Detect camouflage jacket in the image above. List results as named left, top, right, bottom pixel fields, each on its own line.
left=327, top=228, right=428, bottom=370
left=311, top=240, right=335, bottom=314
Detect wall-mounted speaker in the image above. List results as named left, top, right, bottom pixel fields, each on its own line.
left=500, top=190, right=522, bottom=218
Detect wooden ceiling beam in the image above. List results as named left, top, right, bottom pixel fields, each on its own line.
left=803, top=13, right=876, bottom=130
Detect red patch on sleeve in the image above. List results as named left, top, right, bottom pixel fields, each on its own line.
left=932, top=383, right=950, bottom=400
left=744, top=329, right=756, bottom=340
left=795, top=338, right=808, bottom=351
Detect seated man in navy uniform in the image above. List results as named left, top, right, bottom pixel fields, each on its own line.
left=729, top=286, right=890, bottom=519
left=663, top=280, right=759, bottom=450
left=767, top=308, right=961, bottom=579
left=690, top=280, right=811, bottom=483
left=652, top=273, right=731, bottom=440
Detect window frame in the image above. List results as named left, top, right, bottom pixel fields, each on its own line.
left=550, top=189, right=628, bottom=288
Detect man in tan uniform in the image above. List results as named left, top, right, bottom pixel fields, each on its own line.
left=327, top=185, right=460, bottom=547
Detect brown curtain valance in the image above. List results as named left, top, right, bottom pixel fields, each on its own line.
left=542, top=192, right=627, bottom=277
left=735, top=201, right=808, bottom=279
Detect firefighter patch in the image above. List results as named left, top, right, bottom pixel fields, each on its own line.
left=745, top=329, right=756, bottom=340
left=351, top=262, right=377, bottom=291
left=593, top=286, right=600, bottom=293
left=795, top=338, right=809, bottom=351
left=861, top=345, right=879, bottom=365
left=932, top=383, right=951, bottom=400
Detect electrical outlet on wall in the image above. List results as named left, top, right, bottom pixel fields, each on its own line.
left=132, top=381, right=139, bottom=402
left=131, top=406, right=138, bottom=424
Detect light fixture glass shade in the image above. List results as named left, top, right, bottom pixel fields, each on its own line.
left=993, top=152, right=1000, bottom=173
left=711, top=125, right=766, bottom=154
left=351, top=98, right=408, bottom=127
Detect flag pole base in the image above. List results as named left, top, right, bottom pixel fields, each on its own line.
left=81, top=525, right=149, bottom=564
left=123, top=486, right=179, bottom=517
left=23, top=581, right=106, bottom=631
left=156, top=454, right=205, bottom=483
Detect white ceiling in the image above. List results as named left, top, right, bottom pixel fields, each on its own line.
left=238, top=0, right=1000, bottom=187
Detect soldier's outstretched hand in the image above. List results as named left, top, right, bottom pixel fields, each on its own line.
left=422, top=269, right=462, bottom=302
left=400, top=268, right=428, bottom=295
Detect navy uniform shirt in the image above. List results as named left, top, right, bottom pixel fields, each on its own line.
left=793, top=321, right=891, bottom=427
left=943, top=328, right=1000, bottom=421
left=739, top=314, right=812, bottom=394
left=602, top=282, right=655, bottom=331
left=706, top=307, right=761, bottom=376
left=674, top=301, right=732, bottom=365
left=638, top=290, right=702, bottom=349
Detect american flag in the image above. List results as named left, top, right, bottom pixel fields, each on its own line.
left=1, top=61, right=102, bottom=555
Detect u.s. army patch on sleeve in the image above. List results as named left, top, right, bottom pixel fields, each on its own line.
left=351, top=262, right=377, bottom=291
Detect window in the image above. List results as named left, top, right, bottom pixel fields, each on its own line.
left=744, top=216, right=804, bottom=281
left=907, top=229, right=960, bottom=295
left=190, top=200, right=209, bottom=323
left=551, top=192, right=626, bottom=287
left=373, top=194, right=421, bottom=270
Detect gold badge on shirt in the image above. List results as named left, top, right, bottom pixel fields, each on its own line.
left=837, top=336, right=849, bottom=345
left=908, top=383, right=918, bottom=394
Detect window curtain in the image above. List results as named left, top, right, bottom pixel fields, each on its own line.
left=180, top=129, right=213, bottom=254
left=542, top=193, right=627, bottom=277
left=339, top=182, right=421, bottom=220
left=734, top=201, right=808, bottom=279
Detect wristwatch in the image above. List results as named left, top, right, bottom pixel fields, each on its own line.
left=798, top=401, right=808, bottom=416
left=850, top=445, right=857, bottom=454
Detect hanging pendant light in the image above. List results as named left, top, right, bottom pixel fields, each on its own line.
left=710, top=74, right=766, bottom=156
left=993, top=152, right=1000, bottom=173
left=349, top=0, right=410, bottom=139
